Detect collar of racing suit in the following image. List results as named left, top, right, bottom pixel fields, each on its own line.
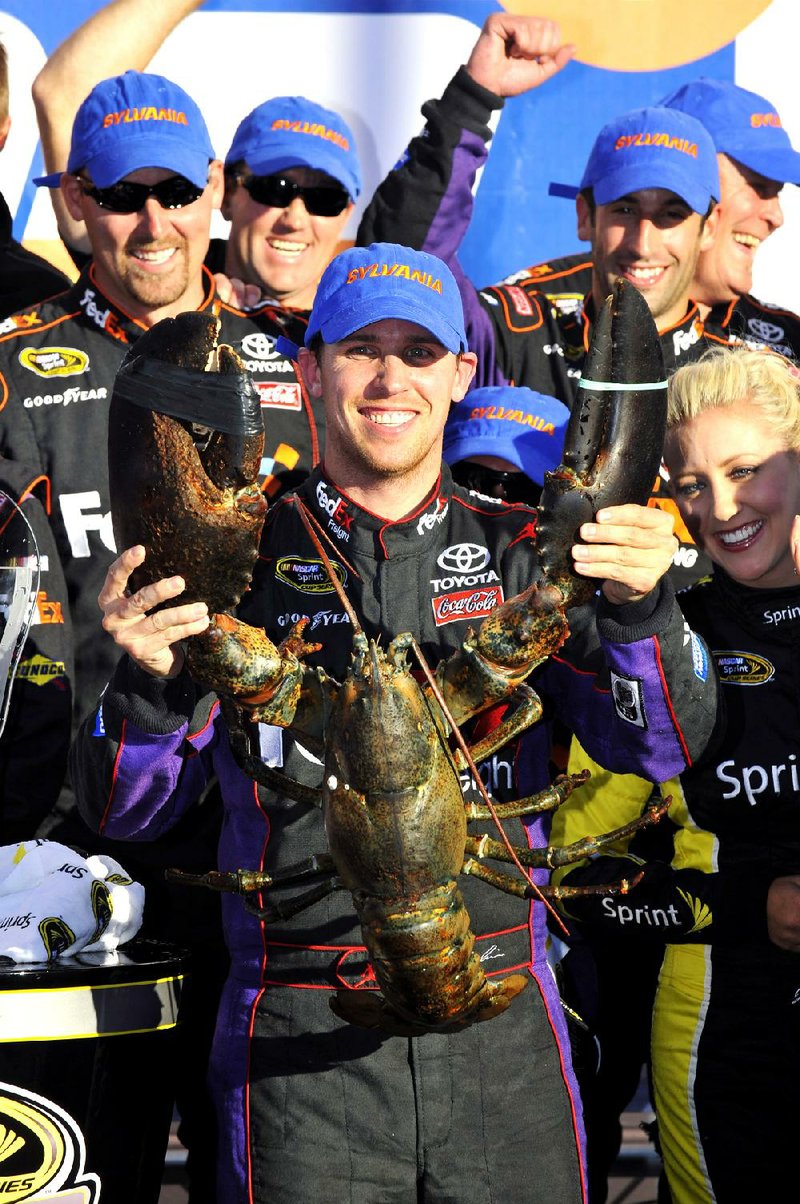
left=298, top=461, right=460, bottom=561
left=63, top=261, right=218, bottom=343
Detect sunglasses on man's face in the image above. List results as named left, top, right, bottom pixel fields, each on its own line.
left=450, top=460, right=542, bottom=506
left=77, top=175, right=205, bottom=214
left=237, top=173, right=350, bottom=217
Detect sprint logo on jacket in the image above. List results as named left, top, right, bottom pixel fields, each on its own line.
left=716, top=754, right=799, bottom=805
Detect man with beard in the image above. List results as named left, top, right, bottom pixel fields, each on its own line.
left=0, top=70, right=320, bottom=1204
left=0, top=69, right=320, bottom=728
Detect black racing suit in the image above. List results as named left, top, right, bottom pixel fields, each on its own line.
left=498, top=247, right=800, bottom=368
left=549, top=568, right=800, bottom=1202
left=70, top=462, right=717, bottom=1204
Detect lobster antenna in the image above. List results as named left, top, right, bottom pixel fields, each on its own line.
left=409, top=636, right=569, bottom=936
left=293, top=497, right=363, bottom=633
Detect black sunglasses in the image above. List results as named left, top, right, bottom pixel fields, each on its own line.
left=451, top=461, right=542, bottom=506
left=237, top=173, right=350, bottom=217
left=77, top=175, right=204, bottom=214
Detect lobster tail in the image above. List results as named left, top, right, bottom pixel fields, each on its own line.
left=534, top=279, right=667, bottom=607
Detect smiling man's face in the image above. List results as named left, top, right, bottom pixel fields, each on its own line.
left=223, top=165, right=353, bottom=309
left=63, top=163, right=222, bottom=325
left=691, top=154, right=784, bottom=304
left=299, top=318, right=476, bottom=493
left=580, top=187, right=717, bottom=329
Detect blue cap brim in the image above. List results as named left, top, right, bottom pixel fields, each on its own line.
left=33, top=172, right=63, bottom=189
left=313, top=290, right=465, bottom=354
left=443, top=428, right=565, bottom=488
left=275, top=335, right=300, bottom=359
left=594, top=164, right=715, bottom=213
left=548, top=181, right=580, bottom=199
left=724, top=145, right=800, bottom=187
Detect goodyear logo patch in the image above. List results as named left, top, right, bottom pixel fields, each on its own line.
left=0, top=1081, right=100, bottom=1200
left=275, top=557, right=346, bottom=593
left=18, top=347, right=88, bottom=379
left=713, top=650, right=775, bottom=685
left=16, top=655, right=67, bottom=686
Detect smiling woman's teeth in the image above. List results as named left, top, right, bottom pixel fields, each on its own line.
left=719, top=520, right=763, bottom=545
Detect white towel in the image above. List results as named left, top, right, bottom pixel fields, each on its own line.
left=0, top=840, right=144, bottom=963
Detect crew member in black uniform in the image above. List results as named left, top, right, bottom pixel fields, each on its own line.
left=0, top=69, right=316, bottom=1204
left=535, top=73, right=800, bottom=1201
left=0, top=69, right=321, bottom=722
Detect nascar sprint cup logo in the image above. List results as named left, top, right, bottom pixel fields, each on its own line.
left=0, top=1082, right=100, bottom=1200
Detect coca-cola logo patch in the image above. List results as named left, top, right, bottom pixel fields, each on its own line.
left=256, top=382, right=302, bottom=409
left=432, top=585, right=504, bottom=626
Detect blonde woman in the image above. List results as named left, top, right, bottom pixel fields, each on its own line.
left=550, top=346, right=800, bottom=1203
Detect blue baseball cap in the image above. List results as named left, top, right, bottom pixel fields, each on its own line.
left=34, top=71, right=215, bottom=190
left=549, top=105, right=719, bottom=214
left=305, top=243, right=467, bottom=352
left=660, top=77, right=800, bottom=187
left=443, top=386, right=569, bottom=488
left=225, top=96, right=361, bottom=201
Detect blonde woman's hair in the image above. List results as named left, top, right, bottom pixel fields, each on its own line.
left=667, top=346, right=800, bottom=450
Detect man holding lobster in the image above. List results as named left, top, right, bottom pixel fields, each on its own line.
left=71, top=242, right=718, bottom=1204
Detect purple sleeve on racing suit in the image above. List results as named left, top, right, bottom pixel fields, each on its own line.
left=357, top=68, right=509, bottom=389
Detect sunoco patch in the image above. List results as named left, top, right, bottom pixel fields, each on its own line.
left=713, top=650, right=774, bottom=686
left=610, top=671, right=646, bottom=728
left=275, top=556, right=346, bottom=593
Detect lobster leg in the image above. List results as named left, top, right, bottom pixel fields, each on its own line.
left=462, top=859, right=642, bottom=900
left=166, top=855, right=343, bottom=923
left=465, top=771, right=590, bottom=820
left=454, top=684, right=542, bottom=769
left=464, top=798, right=669, bottom=871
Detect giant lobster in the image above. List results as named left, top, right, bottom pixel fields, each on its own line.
left=108, top=281, right=669, bottom=1036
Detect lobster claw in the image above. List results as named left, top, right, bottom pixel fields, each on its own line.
left=108, top=312, right=267, bottom=614
left=533, top=278, right=668, bottom=608
left=436, top=280, right=668, bottom=717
